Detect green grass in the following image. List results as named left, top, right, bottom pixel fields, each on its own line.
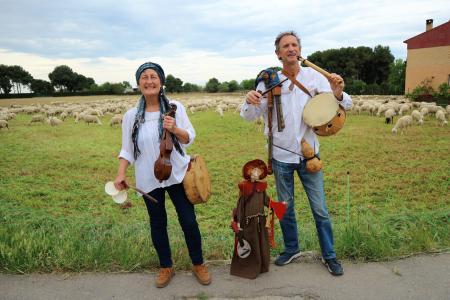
left=1, top=101, right=449, bottom=273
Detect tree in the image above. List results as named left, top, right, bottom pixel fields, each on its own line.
left=240, top=79, right=254, bottom=91
left=96, top=82, right=127, bottom=94
left=435, top=83, right=450, bottom=104
left=346, top=79, right=367, bottom=95
left=228, top=80, right=239, bottom=92
left=48, top=65, right=77, bottom=92
left=8, top=65, right=33, bottom=93
left=308, top=45, right=394, bottom=86
left=0, top=64, right=34, bottom=94
left=205, top=78, right=220, bottom=93
left=30, top=79, right=54, bottom=95
left=165, top=74, right=183, bottom=93
left=182, top=82, right=201, bottom=92
left=218, top=82, right=229, bottom=92
left=122, top=81, right=132, bottom=89
left=355, top=46, right=375, bottom=83
left=0, top=65, right=13, bottom=94
left=372, top=45, right=395, bottom=84
left=387, top=59, right=406, bottom=95
left=73, top=74, right=94, bottom=91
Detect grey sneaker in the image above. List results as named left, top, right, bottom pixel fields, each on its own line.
left=274, top=251, right=301, bottom=266
left=322, top=258, right=344, bottom=276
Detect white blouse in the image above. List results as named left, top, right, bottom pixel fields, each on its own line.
left=240, top=67, right=353, bottom=164
left=119, top=100, right=195, bottom=193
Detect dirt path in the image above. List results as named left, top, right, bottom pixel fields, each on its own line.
left=1, top=253, right=449, bottom=300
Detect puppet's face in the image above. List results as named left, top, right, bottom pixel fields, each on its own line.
left=250, top=168, right=262, bottom=182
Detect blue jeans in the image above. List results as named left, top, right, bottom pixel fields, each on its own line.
left=272, top=158, right=336, bottom=259
left=143, top=183, right=203, bottom=268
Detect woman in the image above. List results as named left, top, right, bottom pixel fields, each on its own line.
left=114, top=62, right=211, bottom=288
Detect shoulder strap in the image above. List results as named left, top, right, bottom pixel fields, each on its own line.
left=281, top=70, right=312, bottom=98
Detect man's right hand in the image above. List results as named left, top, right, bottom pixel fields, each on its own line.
left=245, top=90, right=263, bottom=105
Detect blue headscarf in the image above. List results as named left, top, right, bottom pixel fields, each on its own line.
left=132, top=62, right=184, bottom=160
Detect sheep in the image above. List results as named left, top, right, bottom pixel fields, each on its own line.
left=0, top=113, right=15, bottom=121
left=411, top=110, right=423, bottom=125
left=109, top=115, right=123, bottom=127
left=215, top=106, right=224, bottom=117
left=425, top=105, right=441, bottom=114
left=234, top=103, right=243, bottom=114
left=75, top=112, right=85, bottom=123
left=398, top=103, right=411, bottom=115
left=29, top=114, right=46, bottom=124
left=359, top=103, right=373, bottom=115
left=0, top=120, right=8, bottom=130
left=83, top=115, right=102, bottom=125
left=384, top=108, right=396, bottom=124
left=392, top=115, right=412, bottom=134
left=419, top=107, right=429, bottom=117
left=435, top=110, right=448, bottom=127
left=196, top=104, right=208, bottom=112
left=47, top=117, right=63, bottom=126
left=83, top=108, right=103, bottom=117
left=353, top=105, right=362, bottom=115
left=446, top=105, right=450, bottom=115
left=376, top=104, right=391, bottom=117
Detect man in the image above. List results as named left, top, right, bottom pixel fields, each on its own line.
left=240, top=31, right=352, bottom=276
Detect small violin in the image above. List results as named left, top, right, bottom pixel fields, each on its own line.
left=154, top=104, right=177, bottom=182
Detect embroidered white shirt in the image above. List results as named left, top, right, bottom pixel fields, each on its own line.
left=119, top=100, right=195, bottom=193
left=240, top=67, right=352, bottom=163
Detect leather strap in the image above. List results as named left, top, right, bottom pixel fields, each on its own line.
left=281, top=70, right=312, bottom=98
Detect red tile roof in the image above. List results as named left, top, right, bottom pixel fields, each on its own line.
left=403, top=20, right=450, bottom=49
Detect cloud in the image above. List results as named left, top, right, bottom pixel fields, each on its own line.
left=0, top=0, right=449, bottom=85
left=0, top=48, right=277, bottom=86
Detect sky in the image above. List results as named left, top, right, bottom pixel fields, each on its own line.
left=0, top=0, right=449, bottom=87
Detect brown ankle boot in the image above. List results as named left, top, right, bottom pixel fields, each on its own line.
left=192, top=264, right=211, bottom=285
left=156, top=267, right=174, bottom=288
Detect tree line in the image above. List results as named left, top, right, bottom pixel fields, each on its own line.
left=0, top=64, right=132, bottom=96
left=307, top=45, right=405, bottom=95
left=0, top=44, right=407, bottom=97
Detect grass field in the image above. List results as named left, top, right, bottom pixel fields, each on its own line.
left=0, top=95, right=449, bottom=273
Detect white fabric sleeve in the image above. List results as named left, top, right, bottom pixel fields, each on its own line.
left=118, top=110, right=135, bottom=165
left=240, top=82, right=267, bottom=121
left=175, top=102, right=195, bottom=147
left=315, top=71, right=353, bottom=110
left=340, top=92, right=353, bottom=110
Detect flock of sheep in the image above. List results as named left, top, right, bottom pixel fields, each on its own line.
left=0, top=94, right=448, bottom=135
left=350, top=95, right=449, bottom=134
left=0, top=99, right=126, bottom=129
left=0, top=94, right=244, bottom=130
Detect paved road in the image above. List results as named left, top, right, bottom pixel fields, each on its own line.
left=1, top=253, right=449, bottom=300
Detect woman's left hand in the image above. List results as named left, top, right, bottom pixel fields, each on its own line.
left=163, top=115, right=177, bottom=133
left=328, top=73, right=345, bottom=100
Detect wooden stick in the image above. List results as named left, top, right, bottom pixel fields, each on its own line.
left=130, top=186, right=158, bottom=203
left=120, top=180, right=158, bottom=203
left=298, top=56, right=332, bottom=79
